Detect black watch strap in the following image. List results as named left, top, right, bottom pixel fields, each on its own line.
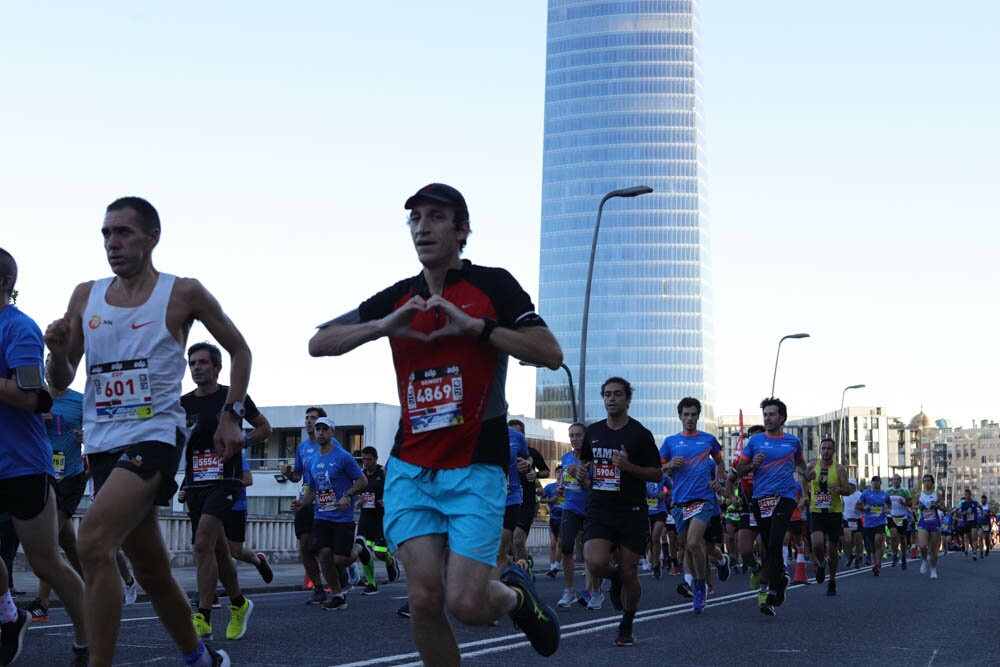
left=479, top=318, right=498, bottom=342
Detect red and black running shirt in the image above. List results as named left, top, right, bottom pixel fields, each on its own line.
left=356, top=260, right=547, bottom=471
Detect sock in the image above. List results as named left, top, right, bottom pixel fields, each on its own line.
left=684, top=573, right=693, bottom=586
left=197, top=607, right=212, bottom=625
left=549, top=562, right=558, bottom=570
left=0, top=591, right=18, bottom=623
left=230, top=595, right=245, bottom=609
left=694, top=578, right=706, bottom=593
left=182, top=642, right=207, bottom=666
left=363, top=558, right=376, bottom=586
left=619, top=609, right=636, bottom=634
left=338, top=566, right=349, bottom=588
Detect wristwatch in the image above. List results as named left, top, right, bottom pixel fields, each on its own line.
left=223, top=402, right=246, bottom=419
left=479, top=318, right=498, bottom=342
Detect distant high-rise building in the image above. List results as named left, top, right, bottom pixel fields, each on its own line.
left=536, top=0, right=715, bottom=439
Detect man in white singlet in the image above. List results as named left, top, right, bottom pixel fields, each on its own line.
left=45, top=197, right=250, bottom=667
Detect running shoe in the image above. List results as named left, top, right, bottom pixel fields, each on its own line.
left=362, top=584, right=379, bottom=596
left=354, top=536, right=373, bottom=566
left=826, top=580, right=836, bottom=596
left=652, top=564, right=662, bottom=579
left=586, top=591, right=604, bottom=610
left=930, top=568, right=938, bottom=579
left=676, top=582, right=694, bottom=599
left=397, top=602, right=411, bottom=618
left=707, top=583, right=714, bottom=596
left=123, top=578, right=139, bottom=605
left=576, top=590, right=591, bottom=607
left=192, top=612, right=213, bottom=640
left=872, top=565, right=880, bottom=577
left=0, top=608, right=30, bottom=666
left=608, top=566, right=623, bottom=611
left=22, top=598, right=48, bottom=623
left=213, top=595, right=222, bottom=609
left=749, top=568, right=761, bottom=591
left=209, top=647, right=231, bottom=667
left=500, top=564, right=561, bottom=658
left=692, top=588, right=706, bottom=614
left=920, top=560, right=928, bottom=574
left=757, top=591, right=768, bottom=606
left=386, top=556, right=400, bottom=583
left=255, top=552, right=274, bottom=584
left=306, top=589, right=327, bottom=605
left=322, top=595, right=348, bottom=611
left=190, top=592, right=222, bottom=609
left=854, top=557, right=861, bottom=570
left=717, top=555, right=730, bottom=582
left=225, top=598, right=253, bottom=640
left=759, top=601, right=776, bottom=617
left=773, top=574, right=788, bottom=607
left=614, top=631, right=635, bottom=647
left=557, top=589, right=576, bottom=608
left=668, top=565, right=681, bottom=576
left=815, top=559, right=826, bottom=584
left=545, top=565, right=559, bottom=579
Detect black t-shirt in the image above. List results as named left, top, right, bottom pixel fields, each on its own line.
left=181, top=385, right=260, bottom=487
left=359, top=464, right=386, bottom=516
left=519, top=446, right=550, bottom=500
left=581, top=418, right=659, bottom=513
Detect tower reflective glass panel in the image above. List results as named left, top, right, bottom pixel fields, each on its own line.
left=537, top=0, right=715, bottom=438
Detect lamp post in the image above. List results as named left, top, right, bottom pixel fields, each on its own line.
left=839, top=383, right=866, bottom=479
left=578, top=185, right=654, bottom=423
left=769, top=333, right=810, bottom=398
left=520, top=361, right=578, bottom=423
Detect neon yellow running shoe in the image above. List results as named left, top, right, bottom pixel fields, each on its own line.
left=226, top=598, right=254, bottom=640
left=192, top=612, right=212, bottom=640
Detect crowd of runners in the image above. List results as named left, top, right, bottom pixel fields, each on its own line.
left=1, top=186, right=993, bottom=666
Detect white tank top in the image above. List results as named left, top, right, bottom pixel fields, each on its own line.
left=842, top=490, right=863, bottom=519
left=82, top=273, right=188, bottom=454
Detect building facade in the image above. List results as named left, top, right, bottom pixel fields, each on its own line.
left=536, top=0, right=715, bottom=440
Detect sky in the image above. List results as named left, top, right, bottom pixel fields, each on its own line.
left=2, top=1, right=998, bottom=435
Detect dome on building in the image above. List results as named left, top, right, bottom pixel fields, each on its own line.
left=908, top=411, right=933, bottom=429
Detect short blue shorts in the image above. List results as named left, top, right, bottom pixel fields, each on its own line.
left=917, top=518, right=941, bottom=532
left=670, top=499, right=716, bottom=535
left=383, top=456, right=506, bottom=567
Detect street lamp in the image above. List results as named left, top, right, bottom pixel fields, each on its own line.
left=839, top=383, right=866, bottom=479
left=769, top=333, right=810, bottom=398
left=520, top=361, right=578, bottom=423
left=578, top=185, right=654, bottom=422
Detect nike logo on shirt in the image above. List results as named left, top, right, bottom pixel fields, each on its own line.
left=131, top=321, right=155, bottom=330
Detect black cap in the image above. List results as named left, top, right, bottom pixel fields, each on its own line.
left=404, top=183, right=468, bottom=219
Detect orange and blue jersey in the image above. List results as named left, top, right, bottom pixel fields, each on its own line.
left=659, top=431, right=722, bottom=505
left=739, top=432, right=803, bottom=500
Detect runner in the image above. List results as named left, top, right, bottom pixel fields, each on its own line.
left=802, top=437, right=850, bottom=596
left=540, top=467, right=564, bottom=578
left=280, top=407, right=336, bottom=603
left=840, top=477, right=863, bottom=570
left=916, top=474, right=943, bottom=579
left=0, top=247, right=88, bottom=666
left=857, top=476, right=891, bottom=576
left=508, top=419, right=549, bottom=570
left=580, top=377, right=662, bottom=645
left=357, top=446, right=399, bottom=595
left=558, top=423, right=601, bottom=609
left=45, top=197, right=246, bottom=667
left=956, top=489, right=982, bottom=559
left=308, top=183, right=563, bottom=662
left=725, top=424, right=767, bottom=605
left=979, top=495, right=992, bottom=557
left=223, top=451, right=273, bottom=584
left=181, top=341, right=271, bottom=641
left=290, top=417, right=372, bottom=611
left=498, top=427, right=530, bottom=575
left=660, top=397, right=725, bottom=615
left=886, top=474, right=912, bottom=570
left=646, top=474, right=669, bottom=580
left=735, top=398, right=806, bottom=616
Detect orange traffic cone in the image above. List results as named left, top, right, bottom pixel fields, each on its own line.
left=792, top=546, right=809, bottom=584
left=909, top=543, right=917, bottom=559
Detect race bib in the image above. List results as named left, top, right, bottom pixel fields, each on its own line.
left=592, top=462, right=620, bottom=492
left=316, top=489, right=338, bottom=512
left=90, top=358, right=154, bottom=422
left=869, top=506, right=883, bottom=516
left=406, top=365, right=463, bottom=434
left=192, top=453, right=223, bottom=482
left=847, top=519, right=859, bottom=531
left=563, top=472, right=580, bottom=491
left=682, top=501, right=706, bottom=520
left=360, top=491, right=376, bottom=509
left=749, top=513, right=758, bottom=528
left=814, top=492, right=832, bottom=509
left=647, top=497, right=658, bottom=509
left=757, top=495, right=780, bottom=518
left=892, top=516, right=905, bottom=527
left=53, top=452, right=66, bottom=480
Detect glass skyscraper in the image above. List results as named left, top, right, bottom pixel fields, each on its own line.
left=536, top=0, right=715, bottom=440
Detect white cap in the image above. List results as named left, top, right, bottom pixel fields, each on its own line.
left=315, top=417, right=336, bottom=429
left=848, top=478, right=858, bottom=486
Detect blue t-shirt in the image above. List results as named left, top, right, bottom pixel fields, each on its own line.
left=957, top=499, right=981, bottom=524
left=859, top=489, right=890, bottom=527
left=303, top=441, right=364, bottom=523
left=560, top=449, right=588, bottom=517
left=941, top=513, right=952, bottom=531
left=541, top=481, right=563, bottom=520
left=0, top=305, right=54, bottom=480
left=506, top=428, right=529, bottom=506
left=646, top=476, right=668, bottom=515
left=46, top=389, right=85, bottom=481
left=294, top=438, right=320, bottom=475
left=739, top=432, right=803, bottom=500
left=659, top=431, right=721, bottom=505
left=233, top=452, right=250, bottom=512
